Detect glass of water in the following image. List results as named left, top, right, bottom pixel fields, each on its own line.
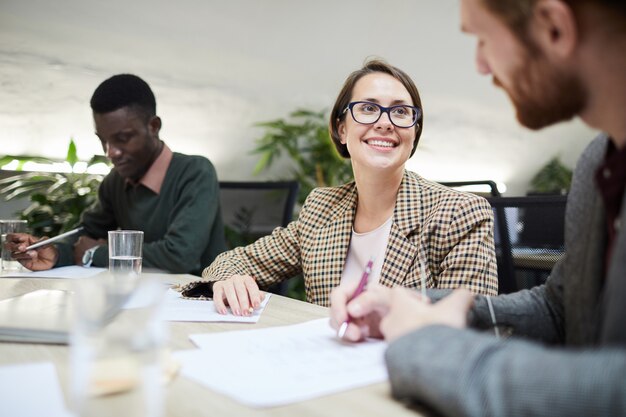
left=108, top=230, right=143, bottom=275
left=0, top=219, right=28, bottom=274
left=108, top=230, right=143, bottom=298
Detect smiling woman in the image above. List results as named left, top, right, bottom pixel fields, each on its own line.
left=182, top=59, right=499, bottom=314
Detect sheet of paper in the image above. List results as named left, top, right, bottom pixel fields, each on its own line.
left=162, top=289, right=272, bottom=322
left=0, top=362, right=73, bottom=417
left=125, top=288, right=272, bottom=323
left=174, top=318, right=388, bottom=407
left=0, top=265, right=106, bottom=279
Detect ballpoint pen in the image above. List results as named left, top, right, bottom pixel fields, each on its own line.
left=337, top=257, right=374, bottom=339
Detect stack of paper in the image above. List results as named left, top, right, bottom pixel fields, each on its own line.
left=0, top=290, right=71, bottom=344
left=0, top=287, right=272, bottom=344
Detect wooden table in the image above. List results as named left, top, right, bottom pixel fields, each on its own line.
left=0, top=274, right=427, bottom=417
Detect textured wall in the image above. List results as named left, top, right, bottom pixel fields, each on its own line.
left=0, top=0, right=596, bottom=195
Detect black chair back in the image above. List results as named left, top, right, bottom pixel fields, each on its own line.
left=438, top=180, right=501, bottom=197
left=218, top=181, right=300, bottom=295
left=487, top=195, right=567, bottom=294
left=219, top=181, right=299, bottom=244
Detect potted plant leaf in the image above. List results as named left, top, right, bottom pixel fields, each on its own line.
left=0, top=139, right=110, bottom=236
left=253, top=109, right=353, bottom=205
left=529, top=157, right=572, bottom=195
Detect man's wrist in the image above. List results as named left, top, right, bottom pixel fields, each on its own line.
left=81, top=246, right=99, bottom=267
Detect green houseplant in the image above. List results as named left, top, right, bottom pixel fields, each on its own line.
left=253, top=109, right=353, bottom=205
left=529, top=157, right=572, bottom=195
left=0, top=139, right=109, bottom=236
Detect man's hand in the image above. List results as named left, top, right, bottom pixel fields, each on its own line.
left=380, top=288, right=475, bottom=342
left=330, top=283, right=400, bottom=342
left=5, top=233, right=58, bottom=271
left=73, top=236, right=106, bottom=265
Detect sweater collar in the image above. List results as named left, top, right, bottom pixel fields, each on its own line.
left=125, top=143, right=173, bottom=194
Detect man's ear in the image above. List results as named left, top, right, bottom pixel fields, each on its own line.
left=532, top=0, right=578, bottom=59
left=148, top=116, right=162, bottom=136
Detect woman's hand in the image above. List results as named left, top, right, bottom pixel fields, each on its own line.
left=212, top=275, right=263, bottom=316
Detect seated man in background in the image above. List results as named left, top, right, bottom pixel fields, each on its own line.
left=9, top=74, right=226, bottom=275
left=331, top=0, right=626, bottom=416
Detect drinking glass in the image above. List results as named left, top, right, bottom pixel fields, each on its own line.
left=0, top=219, right=28, bottom=273
left=70, top=273, right=167, bottom=417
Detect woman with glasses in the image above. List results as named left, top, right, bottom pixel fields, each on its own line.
left=183, top=59, right=498, bottom=314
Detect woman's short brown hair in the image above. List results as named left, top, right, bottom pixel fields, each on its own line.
left=329, top=59, right=423, bottom=158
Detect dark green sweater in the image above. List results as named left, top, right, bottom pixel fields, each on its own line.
left=57, top=152, right=226, bottom=276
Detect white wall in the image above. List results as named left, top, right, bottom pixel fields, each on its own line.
left=0, top=0, right=597, bottom=196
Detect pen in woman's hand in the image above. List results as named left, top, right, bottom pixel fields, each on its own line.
left=337, top=258, right=374, bottom=339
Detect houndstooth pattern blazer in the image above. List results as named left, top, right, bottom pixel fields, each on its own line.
left=202, top=170, right=498, bottom=306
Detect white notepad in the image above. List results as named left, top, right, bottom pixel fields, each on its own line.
left=0, top=289, right=71, bottom=344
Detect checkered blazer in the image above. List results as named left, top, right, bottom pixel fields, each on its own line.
left=202, top=170, right=498, bottom=306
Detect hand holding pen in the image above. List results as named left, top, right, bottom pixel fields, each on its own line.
left=336, top=258, right=374, bottom=339
left=6, top=227, right=83, bottom=271
left=330, top=258, right=431, bottom=341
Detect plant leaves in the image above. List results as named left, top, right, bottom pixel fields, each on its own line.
left=0, top=138, right=106, bottom=236
left=66, top=138, right=79, bottom=167
left=252, top=108, right=351, bottom=206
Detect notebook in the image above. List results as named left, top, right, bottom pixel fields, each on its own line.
left=0, top=290, right=71, bottom=344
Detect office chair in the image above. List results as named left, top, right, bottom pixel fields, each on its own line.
left=438, top=180, right=501, bottom=197
left=487, top=195, right=567, bottom=294
left=218, top=181, right=300, bottom=294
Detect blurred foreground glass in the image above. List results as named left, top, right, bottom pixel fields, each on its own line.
left=70, top=274, right=167, bottom=417
left=0, top=219, right=28, bottom=274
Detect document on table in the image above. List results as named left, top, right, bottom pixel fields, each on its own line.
left=0, top=265, right=106, bottom=279
left=174, top=318, right=388, bottom=407
left=0, top=362, right=73, bottom=417
left=124, top=288, right=272, bottom=323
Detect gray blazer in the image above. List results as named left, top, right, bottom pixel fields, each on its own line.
left=385, top=134, right=626, bottom=417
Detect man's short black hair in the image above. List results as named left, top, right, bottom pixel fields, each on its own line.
left=90, top=74, right=156, bottom=120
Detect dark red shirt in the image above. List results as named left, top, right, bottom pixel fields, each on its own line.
left=595, top=139, right=626, bottom=271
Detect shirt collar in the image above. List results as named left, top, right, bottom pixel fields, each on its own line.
left=126, top=143, right=173, bottom=194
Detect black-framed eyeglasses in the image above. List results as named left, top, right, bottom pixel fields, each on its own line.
left=342, top=101, right=421, bottom=128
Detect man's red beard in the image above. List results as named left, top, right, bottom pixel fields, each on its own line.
left=492, top=53, right=586, bottom=130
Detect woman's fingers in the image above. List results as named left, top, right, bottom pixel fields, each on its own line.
left=212, top=275, right=260, bottom=316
